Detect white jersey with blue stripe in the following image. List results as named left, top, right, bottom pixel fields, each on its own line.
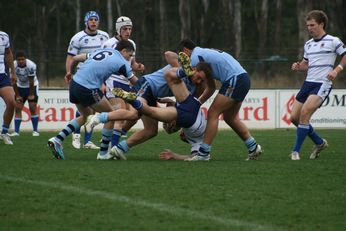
left=67, top=30, right=109, bottom=56
left=0, top=31, right=10, bottom=74
left=304, top=34, right=346, bottom=83
left=190, top=47, right=246, bottom=83
left=73, top=49, right=133, bottom=89
left=13, top=59, right=38, bottom=88
left=102, top=37, right=136, bottom=85
left=144, top=65, right=196, bottom=99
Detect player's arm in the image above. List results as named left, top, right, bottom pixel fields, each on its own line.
left=164, top=51, right=179, bottom=67
left=129, top=74, right=138, bottom=86
left=159, top=149, right=192, bottom=160
left=131, top=58, right=145, bottom=73
left=291, top=59, right=308, bottom=71
left=65, top=54, right=75, bottom=83
left=28, top=75, right=35, bottom=100
left=197, top=76, right=215, bottom=105
left=5, top=47, right=20, bottom=97
left=328, top=55, right=346, bottom=81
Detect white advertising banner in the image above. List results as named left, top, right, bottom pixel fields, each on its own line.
left=0, top=89, right=345, bottom=130
left=279, top=89, right=346, bottom=128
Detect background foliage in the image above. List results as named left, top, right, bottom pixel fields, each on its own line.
left=0, top=0, right=345, bottom=88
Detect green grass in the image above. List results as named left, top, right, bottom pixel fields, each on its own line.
left=1, top=129, right=345, bottom=231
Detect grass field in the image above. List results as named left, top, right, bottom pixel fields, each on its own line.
left=0, top=129, right=345, bottom=231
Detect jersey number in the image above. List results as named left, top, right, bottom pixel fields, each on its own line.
left=92, top=51, right=113, bottom=61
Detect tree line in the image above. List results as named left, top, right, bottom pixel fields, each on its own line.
left=0, top=0, right=345, bottom=88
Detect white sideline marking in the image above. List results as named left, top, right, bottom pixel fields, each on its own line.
left=0, top=175, right=281, bottom=231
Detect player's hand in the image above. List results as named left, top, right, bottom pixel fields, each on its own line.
left=327, top=70, right=338, bottom=81
left=159, top=149, right=174, bottom=160
left=291, top=62, right=300, bottom=71
left=28, top=95, right=35, bottom=101
left=65, top=73, right=72, bottom=84
left=15, top=95, right=23, bottom=103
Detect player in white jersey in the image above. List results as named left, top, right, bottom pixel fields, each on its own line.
left=159, top=109, right=207, bottom=161
left=65, top=11, right=109, bottom=150
left=48, top=41, right=138, bottom=160
left=0, top=31, right=16, bottom=145
left=177, top=39, right=262, bottom=161
left=102, top=16, right=145, bottom=147
left=9, top=51, right=40, bottom=137
left=290, top=10, right=346, bottom=160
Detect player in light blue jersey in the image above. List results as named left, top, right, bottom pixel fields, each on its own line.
left=178, top=39, right=262, bottom=161
left=84, top=51, right=215, bottom=160
left=289, top=10, right=346, bottom=160
left=48, top=41, right=138, bottom=160
left=9, top=51, right=40, bottom=137
left=84, top=56, right=215, bottom=160
left=65, top=11, right=109, bottom=150
left=0, top=31, right=16, bottom=145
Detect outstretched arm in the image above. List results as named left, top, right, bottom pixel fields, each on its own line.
left=159, top=149, right=192, bottom=160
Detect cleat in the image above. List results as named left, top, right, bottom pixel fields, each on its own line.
left=112, top=88, right=137, bottom=101
left=290, top=151, right=300, bottom=160
left=178, top=52, right=195, bottom=77
left=1, top=133, right=13, bottom=145
left=246, top=144, right=263, bottom=160
left=72, top=133, right=81, bottom=149
left=83, top=141, right=100, bottom=150
left=310, top=139, right=328, bottom=159
left=110, top=145, right=127, bottom=160
left=84, top=114, right=101, bottom=133
left=184, top=154, right=210, bottom=161
left=32, top=131, right=40, bottom=136
left=97, top=152, right=115, bottom=160
left=9, top=132, right=20, bottom=137
left=47, top=137, right=65, bottom=160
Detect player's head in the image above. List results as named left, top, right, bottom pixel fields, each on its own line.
left=306, top=10, right=328, bottom=30
left=116, top=40, right=135, bottom=60
left=115, top=16, right=133, bottom=40
left=191, top=62, right=212, bottom=84
left=15, top=51, right=27, bottom=67
left=178, top=39, right=196, bottom=56
left=84, top=11, right=100, bottom=32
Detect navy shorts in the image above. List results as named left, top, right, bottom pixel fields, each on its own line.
left=18, top=86, right=39, bottom=103
left=296, top=81, right=332, bottom=105
left=219, top=73, right=250, bottom=102
left=69, top=80, right=103, bottom=107
left=176, top=94, right=201, bottom=128
left=0, top=73, right=12, bottom=88
left=133, top=78, right=157, bottom=107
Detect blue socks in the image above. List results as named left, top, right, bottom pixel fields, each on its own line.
left=198, top=143, right=211, bottom=156
left=245, top=137, right=257, bottom=153
left=293, top=124, right=310, bottom=153
left=308, top=124, right=323, bottom=145
left=130, top=100, right=143, bottom=110
left=118, top=140, right=130, bottom=153
left=56, top=119, right=80, bottom=142
left=111, top=129, right=122, bottom=147
left=99, top=128, right=113, bottom=155
left=14, top=118, right=21, bottom=133
left=31, top=115, right=39, bottom=132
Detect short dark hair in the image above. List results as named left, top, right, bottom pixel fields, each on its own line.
left=116, top=40, right=134, bottom=52
left=306, top=10, right=328, bottom=29
left=15, top=51, right=26, bottom=59
left=178, top=38, right=196, bottom=52
left=196, top=62, right=212, bottom=78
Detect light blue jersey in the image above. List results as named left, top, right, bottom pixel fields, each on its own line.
left=144, top=65, right=196, bottom=98
left=190, top=47, right=246, bottom=83
left=73, top=48, right=133, bottom=89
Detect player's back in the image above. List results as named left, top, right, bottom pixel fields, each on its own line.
left=73, top=49, right=132, bottom=89
left=191, top=47, right=246, bottom=83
